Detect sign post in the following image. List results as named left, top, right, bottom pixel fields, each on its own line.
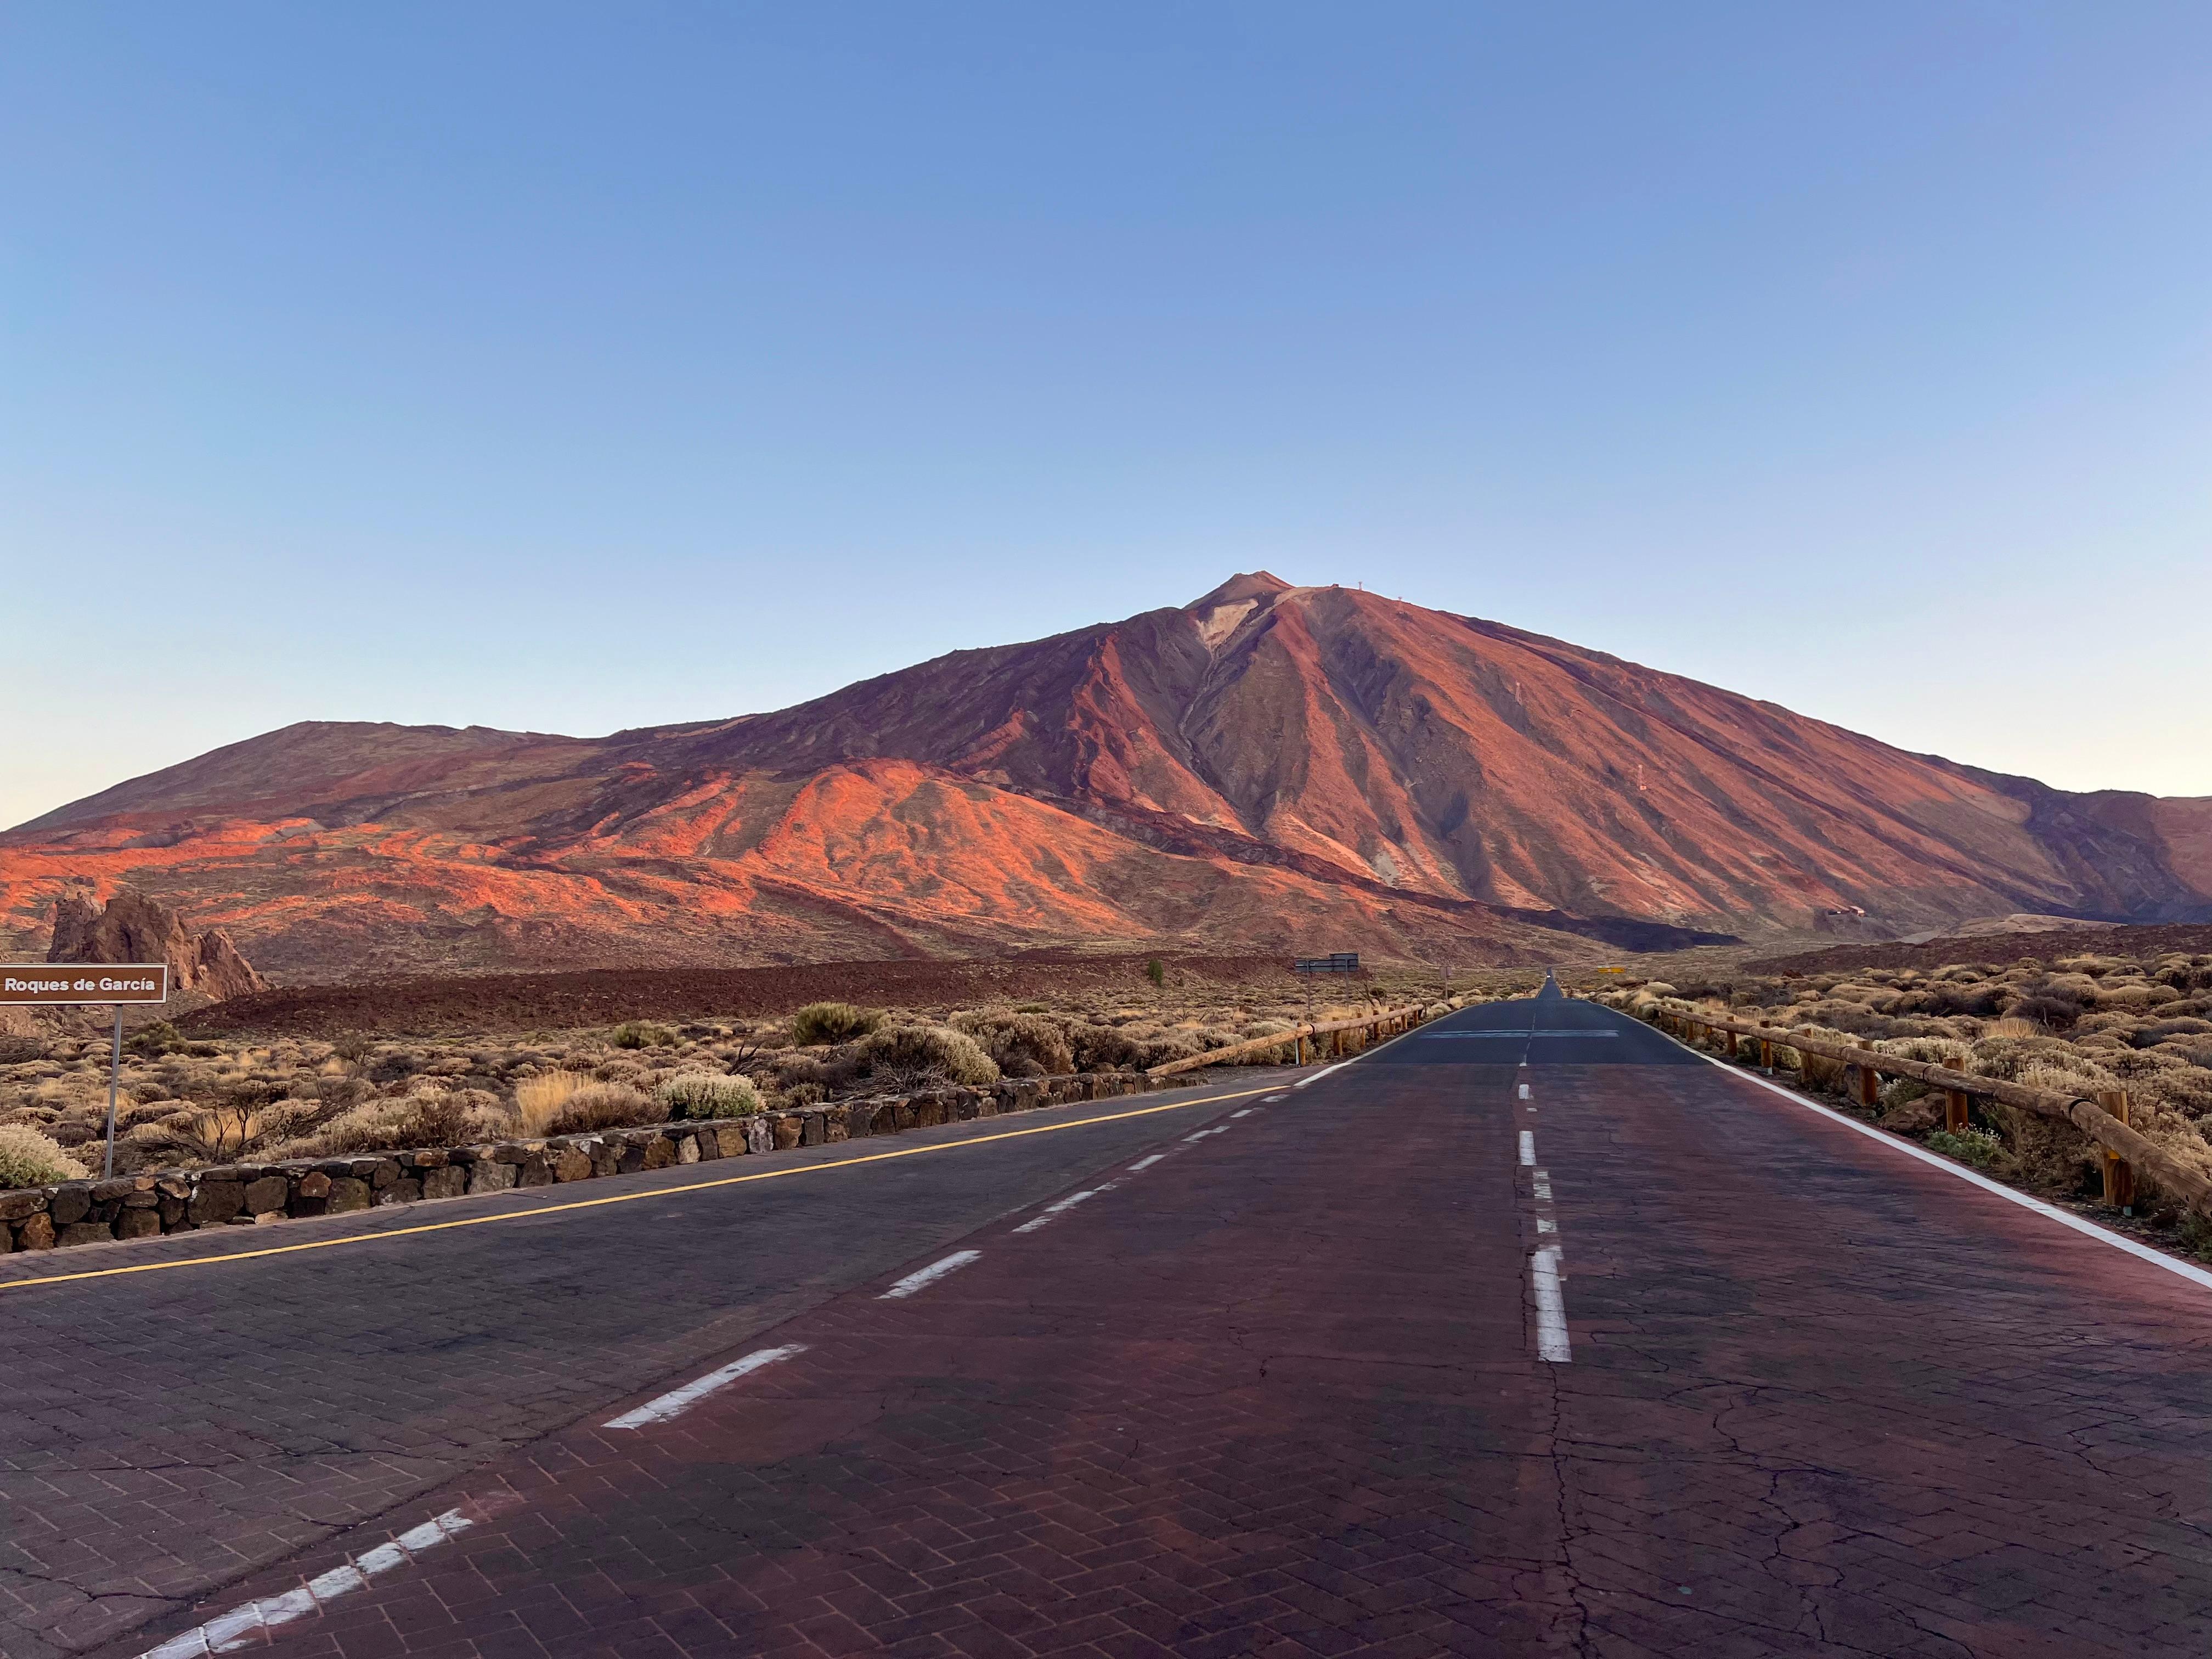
left=1291, top=953, right=1361, bottom=1035
left=1, top=966, right=171, bottom=1177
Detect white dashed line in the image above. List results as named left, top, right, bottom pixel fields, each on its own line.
left=1518, top=1131, right=1536, bottom=1167
left=1127, top=1154, right=1165, bottom=1172
left=1262, top=1093, right=1288, bottom=1103
left=1012, top=1188, right=1111, bottom=1234
left=604, top=1344, right=806, bottom=1429
left=1229, top=1108, right=1254, bottom=1118
left=1533, top=1171, right=1553, bottom=1201
left=880, top=1250, right=981, bottom=1299
left=139, top=1506, right=490, bottom=1657
left=1293, top=1063, right=1349, bottom=1089
left=1531, top=1245, right=1572, bottom=1362
left=1182, top=1126, right=1229, bottom=1142
left=1537, top=1217, right=1557, bottom=1234
left=1517, top=1084, right=1532, bottom=1101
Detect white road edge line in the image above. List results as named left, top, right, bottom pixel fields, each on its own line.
left=1127, top=1154, right=1166, bottom=1172
left=1293, top=1062, right=1350, bottom=1089
left=1679, top=1039, right=2212, bottom=1293
left=1517, top=1130, right=1536, bottom=1167
left=1530, top=1245, right=1571, bottom=1362
left=1011, top=1187, right=1112, bottom=1234
left=139, top=1506, right=482, bottom=1657
left=879, top=1249, right=983, bottom=1300
left=605, top=1344, right=806, bottom=1429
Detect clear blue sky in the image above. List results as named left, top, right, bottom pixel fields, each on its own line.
left=5, top=3, right=2209, bottom=830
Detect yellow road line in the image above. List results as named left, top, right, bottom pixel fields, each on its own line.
left=0, top=1082, right=1279, bottom=1295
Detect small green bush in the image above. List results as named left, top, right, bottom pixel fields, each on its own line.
left=1926, top=1126, right=2004, bottom=1169
left=125, top=1020, right=185, bottom=1057
left=791, top=1002, right=881, bottom=1046
left=655, top=1071, right=764, bottom=1119
left=0, top=1124, right=88, bottom=1189
left=610, top=1021, right=677, bottom=1050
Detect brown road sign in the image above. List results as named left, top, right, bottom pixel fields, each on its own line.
left=1, top=964, right=170, bottom=1006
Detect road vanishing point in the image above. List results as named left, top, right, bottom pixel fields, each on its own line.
left=6, top=981, right=2209, bottom=1658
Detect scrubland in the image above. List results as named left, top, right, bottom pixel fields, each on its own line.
left=1585, top=947, right=2212, bottom=1254
left=0, top=964, right=1533, bottom=1186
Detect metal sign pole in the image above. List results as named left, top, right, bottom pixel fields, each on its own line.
left=104, top=1003, right=123, bottom=1178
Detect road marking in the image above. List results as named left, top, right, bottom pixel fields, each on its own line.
left=1293, top=1062, right=1350, bottom=1088
left=1517, top=1084, right=1532, bottom=1101
left=1518, top=1131, right=1536, bottom=1166
left=139, top=1505, right=488, bottom=1657
left=0, top=1081, right=1280, bottom=1296
left=1262, top=1093, right=1288, bottom=1103
left=1127, top=1154, right=1165, bottom=1172
left=1533, top=1172, right=1553, bottom=1201
left=1673, top=1033, right=2212, bottom=1294
left=1530, top=1245, right=1571, bottom=1362
left=879, top=1250, right=981, bottom=1299
left=604, top=1344, right=804, bottom=1429
left=1012, top=1187, right=1111, bottom=1234
left=1182, top=1126, right=1229, bottom=1142
left=1229, top=1108, right=1254, bottom=1118
left=1421, top=1029, right=1615, bottom=1040
left=1537, top=1218, right=1557, bottom=1234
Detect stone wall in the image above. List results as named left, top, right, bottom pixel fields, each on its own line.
left=0, top=1070, right=1164, bottom=1254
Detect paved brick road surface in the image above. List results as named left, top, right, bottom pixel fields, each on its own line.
left=20, top=990, right=2212, bottom=1658
left=0, top=1075, right=1299, bottom=1659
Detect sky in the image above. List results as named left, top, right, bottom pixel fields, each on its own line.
left=4, top=3, right=2209, bottom=831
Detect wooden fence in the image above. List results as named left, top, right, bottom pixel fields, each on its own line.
left=1639, top=1003, right=2210, bottom=1219
left=1145, top=1002, right=1436, bottom=1080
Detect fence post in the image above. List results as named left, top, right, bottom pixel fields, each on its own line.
left=1757, top=1037, right=1773, bottom=1071
left=1718, top=1029, right=1737, bottom=1059
left=2096, top=1088, right=2135, bottom=1209
left=1944, top=1089, right=1971, bottom=1135
left=1853, top=1051, right=1881, bottom=1110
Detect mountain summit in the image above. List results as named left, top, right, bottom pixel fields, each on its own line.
left=5, top=579, right=2208, bottom=978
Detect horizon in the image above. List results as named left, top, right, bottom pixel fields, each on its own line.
left=6, top=7, right=2210, bottom=830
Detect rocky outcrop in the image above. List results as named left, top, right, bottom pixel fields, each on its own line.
left=46, top=884, right=267, bottom=1001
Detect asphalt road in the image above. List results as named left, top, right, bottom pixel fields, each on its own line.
left=12, top=986, right=2212, bottom=1658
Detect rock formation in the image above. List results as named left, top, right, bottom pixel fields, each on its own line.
left=46, top=884, right=267, bottom=1000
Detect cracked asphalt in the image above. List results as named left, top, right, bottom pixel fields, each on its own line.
left=18, top=987, right=2212, bottom=1657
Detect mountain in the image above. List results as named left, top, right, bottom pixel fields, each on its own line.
left=5, top=575, right=2209, bottom=979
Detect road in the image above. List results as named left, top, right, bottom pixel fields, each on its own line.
left=8, top=985, right=2211, bottom=1657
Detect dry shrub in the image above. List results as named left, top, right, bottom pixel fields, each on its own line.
left=0, top=1123, right=85, bottom=1188
left=515, top=1070, right=588, bottom=1136
left=951, top=1011, right=1074, bottom=1078
left=610, top=1021, right=678, bottom=1050
left=851, top=1025, right=998, bottom=1088
left=1982, top=1017, right=2042, bottom=1040
left=548, top=1082, right=654, bottom=1134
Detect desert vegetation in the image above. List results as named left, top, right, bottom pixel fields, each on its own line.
left=1587, top=946, right=2212, bottom=1254
left=0, top=965, right=1527, bottom=1181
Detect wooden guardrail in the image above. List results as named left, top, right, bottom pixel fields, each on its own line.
left=1145, top=1002, right=1436, bottom=1080
left=1640, top=1004, right=2208, bottom=1218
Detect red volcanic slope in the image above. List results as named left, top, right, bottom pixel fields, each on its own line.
left=4, top=575, right=2209, bottom=979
